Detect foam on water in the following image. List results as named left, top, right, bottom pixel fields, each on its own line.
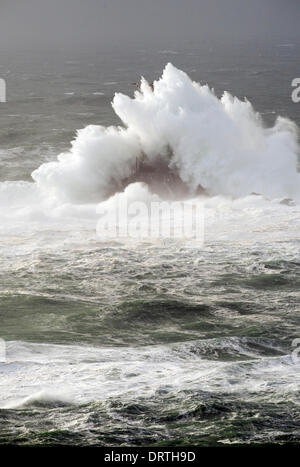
left=30, top=63, right=300, bottom=204
left=0, top=340, right=299, bottom=410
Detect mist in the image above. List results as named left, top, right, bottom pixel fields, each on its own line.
left=1, top=0, right=299, bottom=51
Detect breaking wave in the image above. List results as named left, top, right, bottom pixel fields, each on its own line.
left=30, top=63, right=300, bottom=204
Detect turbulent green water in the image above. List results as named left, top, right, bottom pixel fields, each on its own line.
left=0, top=42, right=300, bottom=446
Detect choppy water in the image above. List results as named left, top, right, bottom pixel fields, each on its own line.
left=0, top=41, right=300, bottom=446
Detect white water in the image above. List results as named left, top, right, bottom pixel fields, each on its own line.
left=1, top=64, right=300, bottom=416
left=0, top=62, right=298, bottom=251
left=1, top=340, right=299, bottom=409
left=29, top=62, right=300, bottom=205
left=0, top=63, right=299, bottom=223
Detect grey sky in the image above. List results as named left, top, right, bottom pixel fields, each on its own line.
left=0, top=0, right=299, bottom=50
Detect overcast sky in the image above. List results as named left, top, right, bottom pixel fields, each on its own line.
left=0, top=0, right=299, bottom=50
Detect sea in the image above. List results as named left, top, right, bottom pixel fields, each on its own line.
left=0, top=39, right=300, bottom=446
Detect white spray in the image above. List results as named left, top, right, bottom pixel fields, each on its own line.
left=30, top=63, right=300, bottom=204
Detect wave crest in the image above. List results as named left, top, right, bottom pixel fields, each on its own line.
left=31, top=63, right=300, bottom=203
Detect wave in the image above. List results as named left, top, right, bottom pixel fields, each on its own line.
left=0, top=62, right=299, bottom=228
left=28, top=63, right=300, bottom=205
left=2, top=390, right=74, bottom=409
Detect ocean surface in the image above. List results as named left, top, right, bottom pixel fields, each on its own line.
left=0, top=40, right=300, bottom=446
